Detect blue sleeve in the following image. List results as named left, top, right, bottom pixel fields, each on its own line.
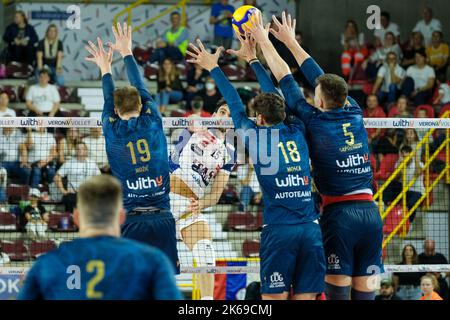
left=279, top=74, right=315, bottom=124
left=151, top=252, right=183, bottom=300
left=101, top=73, right=115, bottom=123
left=300, top=57, right=325, bottom=88
left=124, top=55, right=161, bottom=118
left=210, top=67, right=256, bottom=131
left=250, top=61, right=279, bottom=95
left=345, top=96, right=362, bottom=113
left=211, top=4, right=219, bottom=17
left=17, top=262, right=42, bottom=300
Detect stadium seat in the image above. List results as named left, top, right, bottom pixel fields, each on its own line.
left=6, top=184, right=30, bottom=203
left=414, top=104, right=435, bottom=118
left=0, top=240, right=29, bottom=261
left=374, top=153, right=399, bottom=180
left=242, top=239, right=260, bottom=257
left=48, top=212, right=77, bottom=232
left=144, top=63, right=159, bottom=80
left=387, top=104, right=398, bottom=117
left=370, top=153, right=378, bottom=173
left=0, top=212, right=17, bottom=231
left=6, top=61, right=33, bottom=79
left=224, top=211, right=258, bottom=231
left=439, top=103, right=450, bottom=117
left=17, top=84, right=27, bottom=102
left=382, top=205, right=410, bottom=236
left=0, top=85, right=17, bottom=102
left=221, top=65, right=246, bottom=81
left=29, top=240, right=57, bottom=259
left=133, top=47, right=153, bottom=65
left=58, top=86, right=71, bottom=103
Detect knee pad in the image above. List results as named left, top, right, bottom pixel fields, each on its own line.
left=325, top=283, right=351, bottom=300
left=192, top=239, right=216, bottom=267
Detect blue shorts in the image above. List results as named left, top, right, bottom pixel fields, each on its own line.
left=320, top=201, right=384, bottom=277
left=121, top=211, right=180, bottom=274
left=260, top=221, right=325, bottom=295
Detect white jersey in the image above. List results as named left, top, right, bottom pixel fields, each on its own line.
left=170, top=129, right=235, bottom=198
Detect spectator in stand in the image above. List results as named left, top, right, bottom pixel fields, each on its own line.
left=433, top=82, right=450, bottom=106
left=375, top=279, right=402, bottom=300
left=23, top=127, right=58, bottom=188
left=54, top=142, right=100, bottom=213
left=401, top=128, right=421, bottom=154
left=365, top=32, right=403, bottom=80
left=155, top=58, right=184, bottom=114
left=185, top=63, right=209, bottom=108
left=2, top=11, right=38, bottom=66
left=402, top=49, right=435, bottom=106
left=402, top=32, right=425, bottom=69
left=372, top=51, right=406, bottom=106
left=150, top=38, right=184, bottom=64
left=22, top=188, right=49, bottom=239
left=340, top=20, right=367, bottom=78
left=210, top=0, right=235, bottom=50
left=198, top=77, right=222, bottom=114
left=0, top=243, right=10, bottom=266
left=388, top=95, right=412, bottom=118
left=383, top=145, right=424, bottom=223
left=376, top=128, right=401, bottom=165
left=419, top=274, right=443, bottom=300
left=58, top=127, right=80, bottom=165
left=413, top=7, right=442, bottom=46
left=418, top=239, right=449, bottom=300
left=0, top=92, right=16, bottom=117
left=426, top=31, right=449, bottom=82
left=363, top=95, right=386, bottom=152
left=36, top=24, right=64, bottom=86
left=0, top=167, right=6, bottom=203
left=183, top=96, right=211, bottom=118
left=164, top=12, right=189, bottom=57
left=26, top=69, right=61, bottom=117
left=82, top=127, right=109, bottom=173
left=0, top=126, right=30, bottom=184
left=374, top=11, right=401, bottom=47
left=393, top=244, right=424, bottom=300
left=415, top=109, right=433, bottom=144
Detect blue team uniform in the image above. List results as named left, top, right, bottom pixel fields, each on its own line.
left=210, top=66, right=325, bottom=294
left=269, top=58, right=384, bottom=277
left=18, top=236, right=183, bottom=300
left=102, top=56, right=178, bottom=272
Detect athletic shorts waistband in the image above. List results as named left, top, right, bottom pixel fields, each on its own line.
left=125, top=210, right=173, bottom=222
left=322, top=193, right=373, bottom=209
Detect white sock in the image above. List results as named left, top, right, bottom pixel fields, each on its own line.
left=201, top=296, right=214, bottom=300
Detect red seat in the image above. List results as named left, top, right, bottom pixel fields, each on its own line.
left=242, top=239, right=260, bottom=258
left=383, top=205, right=410, bottom=235
left=6, top=61, right=33, bottom=79
left=374, top=153, right=399, bottom=180
left=224, top=212, right=258, bottom=231
left=370, top=153, right=377, bottom=173
left=387, top=104, right=398, bottom=117
left=221, top=65, right=246, bottom=81
left=29, top=240, right=57, bottom=259
left=414, top=104, right=435, bottom=118
left=0, top=240, right=29, bottom=261
left=6, top=184, right=30, bottom=203
left=48, top=212, right=77, bottom=232
left=57, top=86, right=70, bottom=103
left=0, top=212, right=17, bottom=231
left=133, top=47, right=153, bottom=64
left=144, top=64, right=158, bottom=80
left=439, top=103, right=450, bottom=117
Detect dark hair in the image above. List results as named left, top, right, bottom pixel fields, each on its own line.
left=415, top=48, right=427, bottom=59
left=15, top=10, right=28, bottom=25
left=253, top=93, right=286, bottom=125
left=432, top=30, right=443, bottom=39
left=113, top=86, right=142, bottom=116
left=381, top=11, right=391, bottom=20
left=401, top=244, right=418, bottom=264
left=215, top=98, right=227, bottom=113
left=171, top=11, right=181, bottom=17
left=345, top=20, right=359, bottom=34
left=38, top=69, right=50, bottom=76
left=316, top=74, right=348, bottom=108
left=400, top=145, right=413, bottom=154
left=387, top=51, right=398, bottom=58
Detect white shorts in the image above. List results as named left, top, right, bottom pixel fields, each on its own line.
left=170, top=192, right=207, bottom=239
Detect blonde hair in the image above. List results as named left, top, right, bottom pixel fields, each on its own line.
left=421, top=273, right=439, bottom=291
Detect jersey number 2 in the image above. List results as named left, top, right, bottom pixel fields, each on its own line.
left=278, top=141, right=301, bottom=164
left=127, top=139, right=151, bottom=165
left=86, top=260, right=105, bottom=299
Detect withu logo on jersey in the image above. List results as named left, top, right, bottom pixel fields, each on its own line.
left=275, top=175, right=309, bottom=188
left=126, top=176, right=163, bottom=190
left=336, top=154, right=369, bottom=168
left=269, top=272, right=285, bottom=289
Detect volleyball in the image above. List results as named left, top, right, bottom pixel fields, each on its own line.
left=232, top=5, right=259, bottom=35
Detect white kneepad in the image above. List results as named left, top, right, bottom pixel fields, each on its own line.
left=192, top=239, right=216, bottom=267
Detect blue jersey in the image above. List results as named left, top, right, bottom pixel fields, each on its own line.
left=210, top=67, right=318, bottom=225
left=278, top=58, right=373, bottom=196
left=18, top=236, right=182, bottom=300
left=102, top=56, right=170, bottom=212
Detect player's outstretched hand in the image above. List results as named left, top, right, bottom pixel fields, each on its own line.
left=108, top=22, right=133, bottom=58
left=85, top=37, right=113, bottom=76
left=243, top=10, right=270, bottom=44
left=186, top=39, right=223, bottom=72
left=187, top=198, right=201, bottom=216
left=270, top=11, right=296, bottom=45
left=227, top=31, right=257, bottom=63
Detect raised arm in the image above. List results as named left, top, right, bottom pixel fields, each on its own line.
left=187, top=39, right=255, bottom=131
left=227, top=31, right=278, bottom=95
left=84, top=37, right=114, bottom=120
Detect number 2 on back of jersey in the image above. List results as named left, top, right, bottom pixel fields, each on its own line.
left=127, top=139, right=151, bottom=165
left=278, top=141, right=301, bottom=164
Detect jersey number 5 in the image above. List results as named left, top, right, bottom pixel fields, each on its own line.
left=127, top=139, right=151, bottom=165
left=86, top=260, right=105, bottom=299
left=278, top=141, right=301, bottom=164
left=342, top=123, right=355, bottom=146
